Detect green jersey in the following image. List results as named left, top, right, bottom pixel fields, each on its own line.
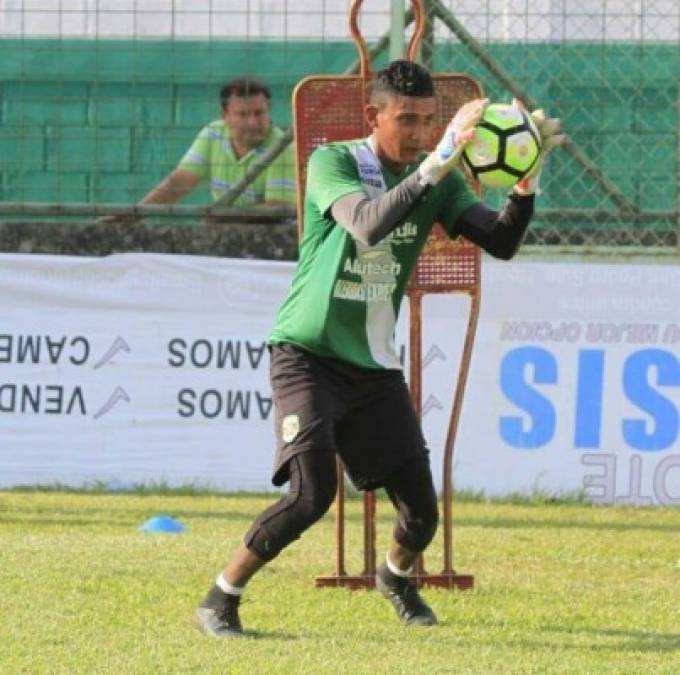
left=270, top=139, right=479, bottom=370
left=179, top=120, right=296, bottom=206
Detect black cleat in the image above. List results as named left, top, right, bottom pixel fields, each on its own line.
left=376, top=562, right=438, bottom=627
left=195, top=585, right=244, bottom=637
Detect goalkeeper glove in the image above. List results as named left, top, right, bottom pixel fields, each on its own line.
left=418, top=97, right=490, bottom=187
left=513, top=99, right=566, bottom=196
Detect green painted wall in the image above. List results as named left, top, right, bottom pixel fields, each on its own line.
left=0, top=39, right=677, bottom=219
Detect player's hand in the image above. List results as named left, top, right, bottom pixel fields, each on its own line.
left=418, top=97, right=490, bottom=186
left=513, top=99, right=566, bottom=196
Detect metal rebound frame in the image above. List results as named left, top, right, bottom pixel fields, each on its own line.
left=292, top=0, right=481, bottom=590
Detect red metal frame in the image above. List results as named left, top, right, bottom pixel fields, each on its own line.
left=292, top=0, right=480, bottom=591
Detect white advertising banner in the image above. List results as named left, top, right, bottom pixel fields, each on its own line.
left=0, top=253, right=290, bottom=491
left=421, top=263, right=680, bottom=506
left=1, top=253, right=678, bottom=505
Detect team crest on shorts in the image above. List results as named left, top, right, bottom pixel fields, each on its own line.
left=281, top=414, right=300, bottom=443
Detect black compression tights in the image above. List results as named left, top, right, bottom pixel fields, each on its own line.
left=244, top=451, right=438, bottom=562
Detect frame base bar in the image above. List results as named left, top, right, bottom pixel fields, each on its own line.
left=315, top=572, right=474, bottom=590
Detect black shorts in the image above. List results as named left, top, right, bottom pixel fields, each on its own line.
left=269, top=343, right=428, bottom=490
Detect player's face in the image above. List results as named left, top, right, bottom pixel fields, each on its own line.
left=223, top=93, right=271, bottom=151
left=367, top=94, right=437, bottom=171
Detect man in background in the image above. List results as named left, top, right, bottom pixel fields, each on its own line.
left=150, top=77, right=295, bottom=208
left=105, top=77, right=296, bottom=221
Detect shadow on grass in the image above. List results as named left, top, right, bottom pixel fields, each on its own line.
left=242, top=629, right=300, bottom=641
left=4, top=507, right=678, bottom=536
left=0, top=505, right=259, bottom=527
left=336, top=511, right=679, bottom=534
left=480, top=635, right=679, bottom=655
left=468, top=618, right=680, bottom=654
left=188, top=617, right=298, bottom=642
left=454, top=515, right=679, bottom=534
left=4, top=493, right=678, bottom=536
left=0, top=515, right=136, bottom=528
left=542, top=625, right=680, bottom=653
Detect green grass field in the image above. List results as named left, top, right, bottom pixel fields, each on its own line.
left=2, top=490, right=678, bottom=674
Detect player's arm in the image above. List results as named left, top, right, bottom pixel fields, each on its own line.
left=331, top=98, right=490, bottom=246
left=309, top=145, right=427, bottom=245
left=330, top=173, right=427, bottom=246
left=453, top=193, right=534, bottom=260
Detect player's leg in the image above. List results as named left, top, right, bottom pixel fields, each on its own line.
left=196, top=343, right=345, bottom=637
left=377, top=460, right=439, bottom=627
left=196, top=450, right=337, bottom=637
left=334, top=368, right=439, bottom=626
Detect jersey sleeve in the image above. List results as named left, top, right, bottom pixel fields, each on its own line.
left=305, top=144, right=366, bottom=217
left=436, top=169, right=480, bottom=236
left=178, top=124, right=215, bottom=179
left=264, top=142, right=298, bottom=205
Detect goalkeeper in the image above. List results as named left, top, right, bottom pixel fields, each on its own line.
left=196, top=59, right=564, bottom=637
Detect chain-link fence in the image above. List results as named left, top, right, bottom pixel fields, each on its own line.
left=0, top=1, right=678, bottom=257
left=424, top=0, right=680, bottom=257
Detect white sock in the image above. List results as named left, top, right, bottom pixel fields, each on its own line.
left=385, top=552, right=411, bottom=577
left=216, top=573, right=245, bottom=596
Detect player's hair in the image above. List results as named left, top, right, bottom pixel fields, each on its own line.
left=220, top=78, right=271, bottom=110
left=370, top=60, right=434, bottom=106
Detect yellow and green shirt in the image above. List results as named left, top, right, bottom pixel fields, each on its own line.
left=179, top=120, right=296, bottom=206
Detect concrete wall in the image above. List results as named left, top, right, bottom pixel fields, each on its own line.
left=0, top=39, right=677, bottom=218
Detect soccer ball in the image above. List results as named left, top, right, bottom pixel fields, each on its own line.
left=462, top=103, right=541, bottom=189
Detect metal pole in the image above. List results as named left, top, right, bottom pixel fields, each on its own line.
left=420, top=0, right=435, bottom=70
left=390, top=0, right=406, bottom=61
left=0, top=201, right=295, bottom=220
left=1, top=203, right=674, bottom=226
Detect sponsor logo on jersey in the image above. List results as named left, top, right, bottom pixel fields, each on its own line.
left=343, top=258, right=402, bottom=277
left=333, top=279, right=397, bottom=302
left=281, top=413, right=300, bottom=443
left=385, top=221, right=418, bottom=244
left=362, top=177, right=384, bottom=189
left=358, top=163, right=382, bottom=176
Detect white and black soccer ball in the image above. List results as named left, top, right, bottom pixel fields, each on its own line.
left=462, top=103, right=541, bottom=189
